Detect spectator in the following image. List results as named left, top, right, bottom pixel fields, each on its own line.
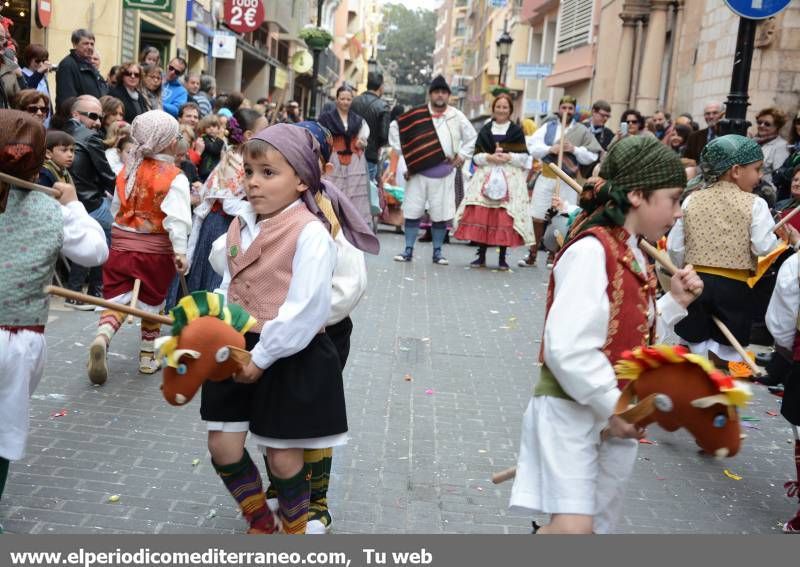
left=580, top=99, right=614, bottom=177
left=20, top=43, right=53, bottom=124
left=109, top=62, right=148, bottom=123
left=197, top=113, right=224, bottom=182
left=284, top=100, right=302, bottom=123
left=178, top=101, right=200, bottom=130
left=39, top=130, right=76, bottom=188
left=139, top=46, right=160, bottom=68
left=142, top=63, right=163, bottom=111
left=772, top=112, right=800, bottom=200
left=99, top=95, right=125, bottom=134
left=103, top=121, right=133, bottom=176
left=351, top=72, right=390, bottom=182
left=652, top=110, right=670, bottom=140
left=223, top=91, right=245, bottom=114
left=91, top=49, right=101, bottom=71
left=665, top=123, right=692, bottom=156
left=753, top=106, right=790, bottom=185
left=1, top=35, right=26, bottom=109
left=55, top=29, right=108, bottom=108
left=184, top=72, right=201, bottom=105
left=194, top=74, right=215, bottom=118
left=161, top=56, right=188, bottom=117
left=608, top=108, right=653, bottom=150
left=684, top=100, right=724, bottom=163
left=675, top=113, right=695, bottom=129
left=106, top=65, right=121, bottom=88
left=61, top=95, right=117, bottom=308
left=12, top=89, right=50, bottom=123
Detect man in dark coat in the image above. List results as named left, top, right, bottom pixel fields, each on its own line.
left=55, top=29, right=108, bottom=109
left=683, top=101, right=724, bottom=163
left=351, top=72, right=390, bottom=182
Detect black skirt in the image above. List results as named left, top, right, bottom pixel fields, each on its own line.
left=325, top=316, right=353, bottom=370
left=249, top=332, right=348, bottom=440
left=784, top=363, right=800, bottom=426
left=675, top=273, right=753, bottom=346
left=200, top=332, right=261, bottom=423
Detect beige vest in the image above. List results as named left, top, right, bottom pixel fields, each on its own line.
left=226, top=204, right=319, bottom=332
left=684, top=181, right=757, bottom=271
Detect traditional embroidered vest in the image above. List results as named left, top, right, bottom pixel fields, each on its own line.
left=684, top=181, right=756, bottom=272
left=114, top=159, right=181, bottom=234
left=331, top=135, right=361, bottom=166
left=226, top=204, right=319, bottom=332
left=535, top=226, right=657, bottom=399
left=0, top=188, right=63, bottom=327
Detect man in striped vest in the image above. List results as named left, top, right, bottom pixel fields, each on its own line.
left=388, top=75, right=477, bottom=265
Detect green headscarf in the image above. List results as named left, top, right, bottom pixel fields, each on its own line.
left=569, top=136, right=687, bottom=238
left=699, top=134, right=763, bottom=183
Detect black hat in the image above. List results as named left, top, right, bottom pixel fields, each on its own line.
left=428, top=74, right=451, bottom=94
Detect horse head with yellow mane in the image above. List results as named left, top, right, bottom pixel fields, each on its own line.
left=155, top=291, right=257, bottom=406
left=615, top=345, right=752, bottom=458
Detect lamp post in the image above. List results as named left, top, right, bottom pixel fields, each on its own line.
left=496, top=23, right=513, bottom=87
left=309, top=0, right=326, bottom=120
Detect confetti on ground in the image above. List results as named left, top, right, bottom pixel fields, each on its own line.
left=766, top=410, right=779, bottom=416
left=509, top=317, right=517, bottom=323
left=723, top=469, right=742, bottom=481
left=425, top=388, right=434, bottom=395
left=478, top=449, right=487, bottom=453
left=404, top=374, right=413, bottom=382
left=741, top=416, right=760, bottom=421
left=107, top=495, right=121, bottom=503
left=50, top=409, right=67, bottom=418
left=191, top=458, right=200, bottom=467
left=741, top=422, right=760, bottom=429
left=404, top=277, right=414, bottom=281
left=207, top=509, right=217, bottom=519
left=639, top=438, right=657, bottom=445
left=490, top=310, right=499, bottom=314
left=656, top=476, right=667, bottom=481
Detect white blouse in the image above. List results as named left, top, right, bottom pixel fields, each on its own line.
left=766, top=252, right=800, bottom=351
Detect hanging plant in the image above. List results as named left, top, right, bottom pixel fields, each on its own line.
left=299, top=27, right=333, bottom=51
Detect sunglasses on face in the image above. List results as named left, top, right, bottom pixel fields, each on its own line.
left=757, top=120, right=774, bottom=127
left=168, top=65, right=184, bottom=76
left=625, top=120, right=639, bottom=124
left=78, top=110, right=104, bottom=122
left=27, top=105, right=48, bottom=115
left=123, top=71, right=140, bottom=78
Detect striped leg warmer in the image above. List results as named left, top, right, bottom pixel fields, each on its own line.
left=273, top=464, right=311, bottom=535
left=305, top=448, right=332, bottom=527
left=212, top=451, right=277, bottom=534
left=96, top=310, right=125, bottom=345
left=140, top=319, right=162, bottom=353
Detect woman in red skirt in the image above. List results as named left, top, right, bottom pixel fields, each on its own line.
left=454, top=94, right=534, bottom=270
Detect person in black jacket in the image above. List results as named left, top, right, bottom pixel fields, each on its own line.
left=108, top=62, right=148, bottom=124
left=579, top=99, right=615, bottom=178
left=60, top=95, right=116, bottom=308
left=350, top=72, right=390, bottom=182
left=55, top=29, right=108, bottom=109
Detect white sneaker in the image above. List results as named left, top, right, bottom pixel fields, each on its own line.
left=266, top=497, right=279, bottom=514
left=306, top=519, right=330, bottom=534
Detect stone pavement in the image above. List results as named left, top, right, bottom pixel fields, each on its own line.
left=2, top=232, right=798, bottom=534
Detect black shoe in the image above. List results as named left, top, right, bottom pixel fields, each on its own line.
left=498, top=258, right=510, bottom=271
left=531, top=521, right=541, bottom=534
left=755, top=352, right=773, bottom=366
left=755, top=373, right=783, bottom=387
left=65, top=298, right=95, bottom=311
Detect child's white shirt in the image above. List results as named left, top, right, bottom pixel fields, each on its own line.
left=766, top=252, right=800, bottom=351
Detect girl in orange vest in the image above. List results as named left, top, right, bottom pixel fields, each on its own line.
left=87, top=110, right=192, bottom=385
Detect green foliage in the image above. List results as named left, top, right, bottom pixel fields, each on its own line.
left=381, top=3, right=436, bottom=104
left=299, top=27, right=334, bottom=44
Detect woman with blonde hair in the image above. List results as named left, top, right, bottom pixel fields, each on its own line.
left=109, top=62, right=149, bottom=123
left=753, top=107, right=790, bottom=185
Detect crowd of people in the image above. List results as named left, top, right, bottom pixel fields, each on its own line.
left=2, top=23, right=800, bottom=537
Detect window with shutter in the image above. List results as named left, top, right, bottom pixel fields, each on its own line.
left=556, top=0, right=594, bottom=53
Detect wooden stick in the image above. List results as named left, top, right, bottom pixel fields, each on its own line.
left=555, top=111, right=568, bottom=199
left=638, top=240, right=762, bottom=377
left=772, top=206, right=800, bottom=234
left=45, top=285, right=172, bottom=325
left=545, top=162, right=582, bottom=195
left=0, top=171, right=61, bottom=198
left=125, top=279, right=141, bottom=324
left=227, top=345, right=252, bottom=367
left=179, top=274, right=190, bottom=297
left=491, top=467, right=516, bottom=485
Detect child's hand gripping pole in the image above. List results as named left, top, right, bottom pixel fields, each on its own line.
left=638, top=240, right=763, bottom=378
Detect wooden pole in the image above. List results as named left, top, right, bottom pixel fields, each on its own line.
left=772, top=206, right=800, bottom=234
left=45, top=286, right=172, bottom=325
left=638, top=240, right=762, bottom=377
left=555, top=111, right=568, bottom=199
left=546, top=163, right=582, bottom=195
left=125, top=279, right=142, bottom=325
left=0, top=171, right=61, bottom=198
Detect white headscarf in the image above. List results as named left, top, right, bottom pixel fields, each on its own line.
left=124, top=110, right=179, bottom=198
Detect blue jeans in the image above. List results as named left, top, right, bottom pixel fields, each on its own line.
left=366, top=160, right=379, bottom=184
left=67, top=197, right=113, bottom=295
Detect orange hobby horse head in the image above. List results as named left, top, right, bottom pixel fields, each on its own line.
left=615, top=345, right=752, bottom=458
left=155, top=291, right=257, bottom=406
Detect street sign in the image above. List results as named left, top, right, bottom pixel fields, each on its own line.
left=723, top=0, right=791, bottom=20
left=489, top=0, right=508, bottom=7
left=122, top=0, right=172, bottom=12
left=524, top=99, right=549, bottom=116
left=223, top=0, right=265, bottom=34
left=516, top=63, right=553, bottom=80
left=36, top=0, right=52, bottom=28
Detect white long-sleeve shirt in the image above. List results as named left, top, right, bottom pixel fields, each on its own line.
left=110, top=154, right=193, bottom=254
left=667, top=192, right=778, bottom=268
left=61, top=200, right=109, bottom=266
left=209, top=200, right=337, bottom=370
left=766, top=252, right=800, bottom=350
left=544, top=234, right=688, bottom=421
left=472, top=121, right=532, bottom=170
left=527, top=121, right=598, bottom=165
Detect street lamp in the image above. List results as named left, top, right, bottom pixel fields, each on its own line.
left=496, top=26, right=513, bottom=87
left=368, top=57, right=378, bottom=74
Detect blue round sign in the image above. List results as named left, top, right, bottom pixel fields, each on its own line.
left=724, top=0, right=792, bottom=20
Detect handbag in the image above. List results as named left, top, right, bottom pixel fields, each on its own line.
left=481, top=166, right=509, bottom=202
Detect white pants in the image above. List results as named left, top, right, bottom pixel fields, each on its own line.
left=509, top=396, right=638, bottom=534
left=0, top=330, right=47, bottom=461
left=403, top=171, right=456, bottom=222
left=529, top=176, right=579, bottom=220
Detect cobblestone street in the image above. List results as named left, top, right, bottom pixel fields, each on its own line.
left=2, top=233, right=797, bottom=534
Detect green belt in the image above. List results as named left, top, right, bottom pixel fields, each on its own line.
left=534, top=364, right=574, bottom=401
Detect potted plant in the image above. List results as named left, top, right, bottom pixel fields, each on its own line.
left=299, top=27, right=333, bottom=51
